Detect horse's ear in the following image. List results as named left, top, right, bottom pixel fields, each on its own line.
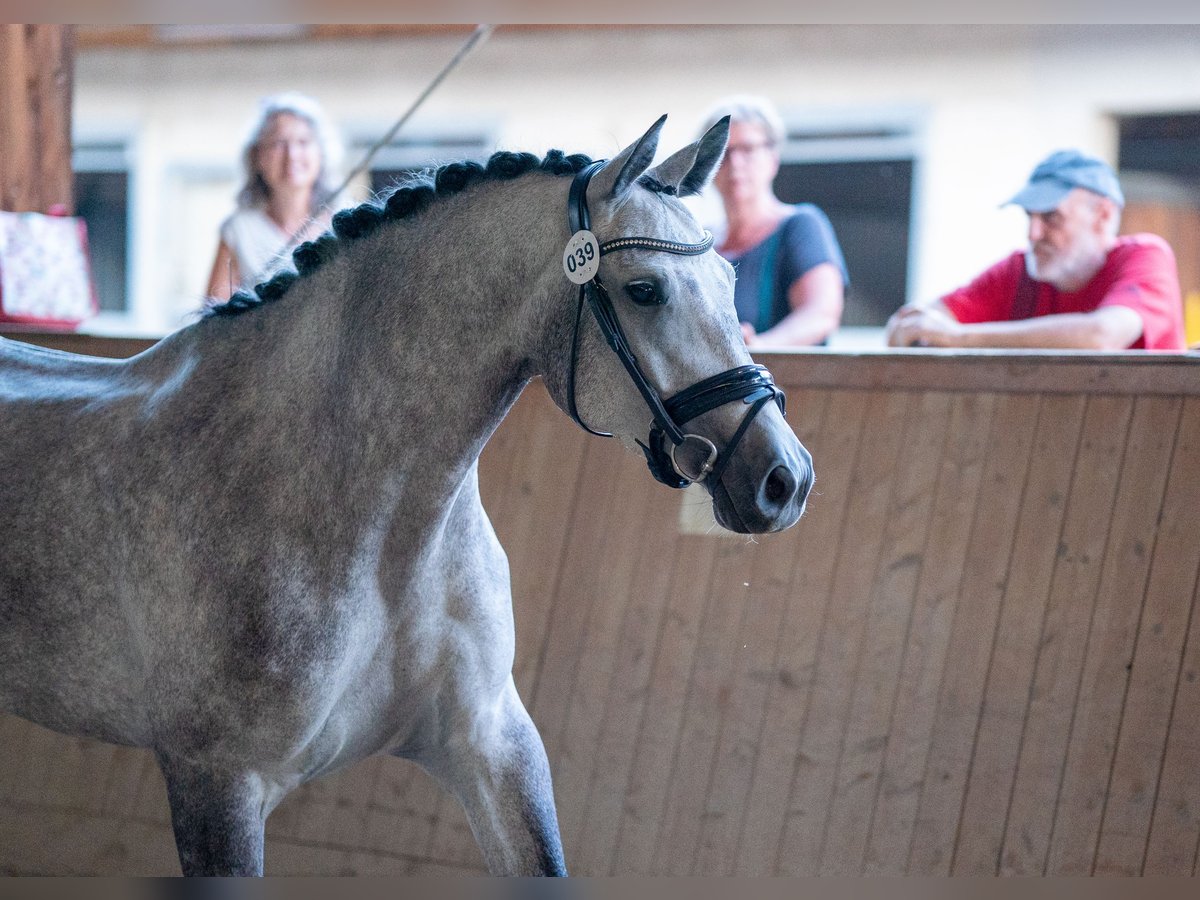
left=589, top=114, right=667, bottom=202
left=642, top=115, right=730, bottom=198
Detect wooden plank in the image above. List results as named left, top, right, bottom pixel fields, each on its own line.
left=817, top=391, right=953, bottom=874
left=0, top=331, right=157, bottom=358
left=1144, top=546, right=1200, bottom=875
left=774, top=389, right=912, bottom=874
left=862, top=391, right=998, bottom=873
left=97, top=744, right=150, bottom=819
left=951, top=394, right=1088, bottom=873
left=733, top=389, right=867, bottom=875
left=905, top=392, right=1041, bottom=874
left=999, top=396, right=1134, bottom=874
left=690, top=389, right=833, bottom=875
left=1094, top=397, right=1200, bottom=874
left=549, top=454, right=661, bottom=863
left=130, top=747, right=170, bottom=825
left=656, top=532, right=762, bottom=873
left=608, top=537, right=719, bottom=873
left=758, top=351, right=1200, bottom=398
left=361, top=758, right=450, bottom=862
left=567, top=470, right=689, bottom=873
left=523, top=435, right=623, bottom=732
left=1045, top=396, right=1183, bottom=874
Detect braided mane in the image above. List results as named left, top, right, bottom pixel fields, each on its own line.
left=203, top=148, right=595, bottom=319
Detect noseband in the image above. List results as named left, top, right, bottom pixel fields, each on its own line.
left=564, top=160, right=786, bottom=490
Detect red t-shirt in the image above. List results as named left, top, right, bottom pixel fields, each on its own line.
left=941, top=234, right=1185, bottom=350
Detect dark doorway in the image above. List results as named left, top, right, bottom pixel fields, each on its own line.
left=1117, top=112, right=1200, bottom=345
left=74, top=169, right=129, bottom=314
left=774, top=158, right=913, bottom=327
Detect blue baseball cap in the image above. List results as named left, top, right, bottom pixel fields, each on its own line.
left=1004, top=149, right=1125, bottom=212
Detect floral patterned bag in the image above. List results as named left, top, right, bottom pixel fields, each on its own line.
left=0, top=209, right=98, bottom=328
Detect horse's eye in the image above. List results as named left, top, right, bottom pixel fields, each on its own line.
left=625, top=281, right=664, bottom=307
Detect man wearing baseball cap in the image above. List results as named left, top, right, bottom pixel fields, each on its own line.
left=887, top=149, right=1185, bottom=350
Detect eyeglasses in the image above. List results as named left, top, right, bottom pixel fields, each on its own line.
left=725, top=141, right=775, bottom=158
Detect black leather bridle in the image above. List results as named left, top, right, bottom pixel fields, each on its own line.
left=564, top=160, right=786, bottom=490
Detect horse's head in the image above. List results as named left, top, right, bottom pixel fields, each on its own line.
left=545, top=115, right=812, bottom=534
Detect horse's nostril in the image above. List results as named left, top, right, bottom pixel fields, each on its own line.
left=765, top=464, right=797, bottom=504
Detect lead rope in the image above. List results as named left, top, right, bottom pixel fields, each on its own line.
left=267, top=25, right=496, bottom=268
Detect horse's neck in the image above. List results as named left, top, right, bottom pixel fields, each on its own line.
left=176, top=174, right=570, bottom=512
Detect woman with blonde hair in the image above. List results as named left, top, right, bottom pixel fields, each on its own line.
left=702, top=95, right=848, bottom=347
left=206, top=92, right=342, bottom=301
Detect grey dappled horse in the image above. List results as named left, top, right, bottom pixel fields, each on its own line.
left=0, top=116, right=811, bottom=876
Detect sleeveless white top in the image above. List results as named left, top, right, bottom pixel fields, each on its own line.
left=219, top=208, right=306, bottom=290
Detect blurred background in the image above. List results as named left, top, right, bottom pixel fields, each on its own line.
left=67, top=24, right=1200, bottom=344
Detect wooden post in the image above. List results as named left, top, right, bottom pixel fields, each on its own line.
left=0, top=24, right=75, bottom=214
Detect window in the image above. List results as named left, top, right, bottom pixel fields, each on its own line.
left=73, top=141, right=131, bottom=314
left=1117, top=112, right=1200, bottom=345
left=774, top=111, right=921, bottom=328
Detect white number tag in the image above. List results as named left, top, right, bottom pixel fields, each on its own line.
left=562, top=230, right=600, bottom=284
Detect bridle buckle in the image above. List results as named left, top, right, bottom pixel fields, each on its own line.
left=669, top=433, right=719, bottom=484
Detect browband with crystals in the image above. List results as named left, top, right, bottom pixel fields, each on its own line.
left=599, top=233, right=715, bottom=256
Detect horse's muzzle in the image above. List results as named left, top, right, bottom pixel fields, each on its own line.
left=712, top=442, right=813, bottom=534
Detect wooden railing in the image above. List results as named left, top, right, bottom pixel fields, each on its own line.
left=1, top=332, right=1198, bottom=875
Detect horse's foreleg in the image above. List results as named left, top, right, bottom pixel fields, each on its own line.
left=421, top=680, right=566, bottom=876
left=158, top=757, right=267, bottom=876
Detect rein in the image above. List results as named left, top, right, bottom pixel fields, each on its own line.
left=564, top=160, right=786, bottom=490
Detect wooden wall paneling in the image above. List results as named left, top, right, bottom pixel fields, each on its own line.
left=277, top=755, right=351, bottom=849
left=570, top=442, right=701, bottom=874
left=818, top=391, right=954, bottom=875
left=905, top=393, right=1041, bottom=874
left=1094, top=397, right=1200, bottom=874
left=547, top=450, right=664, bottom=866
left=1046, top=396, right=1184, bottom=874
left=606, top=532, right=720, bottom=873
left=733, top=388, right=867, bottom=875
left=525, top=435, right=624, bottom=730
left=375, top=764, right=455, bottom=866
left=861, top=392, right=998, bottom=871
left=862, top=391, right=999, bottom=873
left=692, top=389, right=833, bottom=875
left=656, top=531, right=766, bottom=872
left=357, top=759, right=454, bottom=868
left=951, top=394, right=1088, bottom=874
left=999, top=396, right=1135, bottom=874
left=109, top=749, right=155, bottom=824
left=777, top=353, right=1200, bottom=398
left=774, top=390, right=912, bottom=874
left=1144, top=551, right=1200, bottom=873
